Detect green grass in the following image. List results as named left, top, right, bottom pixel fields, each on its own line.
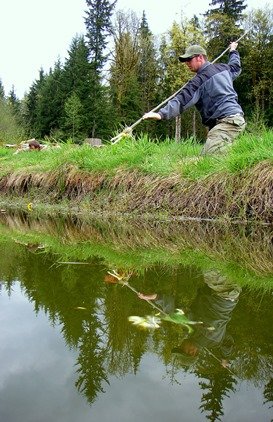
left=0, top=129, right=272, bottom=180
left=0, top=217, right=272, bottom=292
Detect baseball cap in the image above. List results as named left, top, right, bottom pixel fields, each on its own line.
left=179, top=45, right=207, bottom=62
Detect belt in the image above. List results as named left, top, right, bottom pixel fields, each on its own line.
left=227, top=113, right=243, bottom=118
left=218, top=113, right=243, bottom=119
left=216, top=113, right=244, bottom=123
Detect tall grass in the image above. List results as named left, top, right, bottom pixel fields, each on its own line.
left=1, top=130, right=272, bottom=179
left=0, top=214, right=272, bottom=291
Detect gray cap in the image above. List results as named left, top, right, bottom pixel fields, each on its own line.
left=179, top=45, right=207, bottom=62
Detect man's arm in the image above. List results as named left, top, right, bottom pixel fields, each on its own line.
left=228, top=41, right=242, bottom=80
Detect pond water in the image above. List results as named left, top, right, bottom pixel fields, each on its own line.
left=0, top=213, right=272, bottom=422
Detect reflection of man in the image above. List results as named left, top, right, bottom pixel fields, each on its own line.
left=172, top=270, right=241, bottom=366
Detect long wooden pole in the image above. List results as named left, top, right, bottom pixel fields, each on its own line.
left=110, top=29, right=250, bottom=144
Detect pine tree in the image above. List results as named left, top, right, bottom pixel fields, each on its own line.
left=206, top=0, right=247, bottom=20
left=84, top=0, right=117, bottom=72
left=35, top=60, right=66, bottom=137
left=62, top=35, right=92, bottom=137
left=84, top=0, right=117, bottom=137
left=204, top=0, right=247, bottom=55
left=109, top=10, right=142, bottom=127
left=0, top=79, right=5, bottom=99
left=64, top=93, right=83, bottom=141
left=7, top=86, right=20, bottom=114
left=24, top=69, right=46, bottom=137
left=237, top=7, right=273, bottom=127
left=137, top=11, right=159, bottom=114
left=7, top=85, right=23, bottom=127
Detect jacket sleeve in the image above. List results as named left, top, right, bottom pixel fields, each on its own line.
left=228, top=50, right=242, bottom=80
left=158, top=78, right=201, bottom=120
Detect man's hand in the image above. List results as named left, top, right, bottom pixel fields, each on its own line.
left=143, top=111, right=162, bottom=120
left=229, top=41, right=238, bottom=52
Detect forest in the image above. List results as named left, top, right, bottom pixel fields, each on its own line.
left=0, top=0, right=272, bottom=145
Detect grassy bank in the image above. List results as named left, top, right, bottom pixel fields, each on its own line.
left=0, top=212, right=273, bottom=291
left=0, top=130, right=273, bottom=222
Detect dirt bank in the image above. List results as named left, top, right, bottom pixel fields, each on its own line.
left=0, top=159, right=272, bottom=223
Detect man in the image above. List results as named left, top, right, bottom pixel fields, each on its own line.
left=172, top=270, right=241, bottom=370
left=143, top=42, right=246, bottom=155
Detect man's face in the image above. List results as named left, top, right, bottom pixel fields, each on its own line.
left=181, top=340, right=199, bottom=357
left=185, top=55, right=203, bottom=72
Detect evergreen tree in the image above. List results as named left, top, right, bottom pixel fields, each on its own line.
left=7, top=85, right=20, bottom=116
left=84, top=0, right=118, bottom=138
left=6, top=85, right=25, bottom=130
left=0, top=79, right=5, bottom=99
left=62, top=35, right=92, bottom=137
left=63, top=35, right=91, bottom=97
left=263, top=378, right=273, bottom=410
left=137, top=11, right=159, bottom=114
left=204, top=0, right=247, bottom=56
left=84, top=0, right=117, bottom=72
left=109, top=10, right=142, bottom=127
left=24, top=69, right=46, bottom=137
left=206, top=0, right=247, bottom=19
left=34, top=60, right=66, bottom=138
left=238, top=7, right=273, bottom=127
left=198, top=368, right=237, bottom=421
left=64, top=93, right=83, bottom=141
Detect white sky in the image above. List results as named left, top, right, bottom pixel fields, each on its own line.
left=0, top=0, right=270, bottom=99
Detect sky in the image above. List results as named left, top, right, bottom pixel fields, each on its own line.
left=0, top=0, right=270, bottom=99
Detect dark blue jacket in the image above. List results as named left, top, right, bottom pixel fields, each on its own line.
left=158, top=50, right=243, bottom=128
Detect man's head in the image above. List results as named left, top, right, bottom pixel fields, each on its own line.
left=179, top=45, right=207, bottom=72
left=172, top=339, right=199, bottom=367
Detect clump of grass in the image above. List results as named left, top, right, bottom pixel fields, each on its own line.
left=74, top=135, right=158, bottom=173
left=172, top=130, right=273, bottom=180
left=0, top=130, right=272, bottom=179
left=138, top=137, right=202, bottom=176
left=226, top=130, right=273, bottom=173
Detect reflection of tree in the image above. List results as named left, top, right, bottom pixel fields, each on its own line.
left=1, top=245, right=111, bottom=404
left=0, top=229, right=273, bottom=413
left=75, top=317, right=109, bottom=404
left=263, top=378, right=273, bottom=409
left=197, top=361, right=237, bottom=421
left=230, top=292, right=273, bottom=394
left=104, top=282, right=148, bottom=376
left=171, top=270, right=241, bottom=420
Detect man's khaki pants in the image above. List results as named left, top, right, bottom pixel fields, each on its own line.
left=201, top=114, right=246, bottom=155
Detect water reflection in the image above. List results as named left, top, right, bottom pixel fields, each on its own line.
left=0, top=212, right=272, bottom=421
left=171, top=271, right=241, bottom=421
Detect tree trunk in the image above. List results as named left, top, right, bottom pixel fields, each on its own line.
left=175, top=115, right=181, bottom=142
left=192, top=109, right=196, bottom=138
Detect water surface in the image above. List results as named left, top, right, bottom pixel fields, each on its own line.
left=0, top=214, right=272, bottom=421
